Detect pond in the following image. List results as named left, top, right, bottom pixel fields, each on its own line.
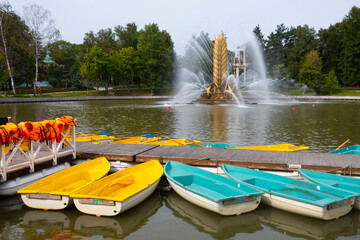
left=1, top=100, right=359, bottom=152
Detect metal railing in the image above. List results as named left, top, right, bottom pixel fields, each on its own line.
left=0, top=125, right=76, bottom=182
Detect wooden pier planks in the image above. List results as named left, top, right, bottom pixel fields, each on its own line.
left=76, top=142, right=160, bottom=161
left=97, top=143, right=360, bottom=175
left=75, top=142, right=360, bottom=174
left=1, top=148, right=72, bottom=181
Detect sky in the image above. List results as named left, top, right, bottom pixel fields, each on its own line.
left=9, top=0, right=360, bottom=55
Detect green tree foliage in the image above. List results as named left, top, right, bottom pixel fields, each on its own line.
left=0, top=2, right=33, bottom=90
left=340, top=6, right=360, bottom=86
left=272, top=64, right=291, bottom=81
left=47, top=41, right=81, bottom=69
left=253, top=24, right=265, bottom=53
left=114, top=23, right=140, bottom=49
left=137, top=23, right=173, bottom=94
left=265, top=24, right=289, bottom=77
left=286, top=25, right=317, bottom=80
left=111, top=47, right=143, bottom=86
left=46, top=63, right=64, bottom=87
left=317, top=23, right=343, bottom=81
left=299, top=50, right=323, bottom=93
left=323, top=70, right=340, bottom=94
left=82, top=45, right=111, bottom=93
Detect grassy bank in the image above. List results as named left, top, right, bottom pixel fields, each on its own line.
left=1, top=86, right=359, bottom=98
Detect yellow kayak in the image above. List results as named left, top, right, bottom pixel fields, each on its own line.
left=234, top=144, right=309, bottom=152
left=140, top=138, right=201, bottom=146
left=70, top=133, right=116, bottom=142
left=70, top=160, right=163, bottom=216
left=111, top=135, right=161, bottom=144
left=17, top=157, right=110, bottom=210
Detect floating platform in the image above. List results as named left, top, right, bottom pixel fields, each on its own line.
left=76, top=142, right=360, bottom=175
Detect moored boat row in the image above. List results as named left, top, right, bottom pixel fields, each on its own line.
left=17, top=158, right=360, bottom=221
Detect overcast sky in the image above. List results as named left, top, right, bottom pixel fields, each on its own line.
left=9, top=0, right=360, bottom=55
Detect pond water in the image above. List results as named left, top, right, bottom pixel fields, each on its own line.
left=0, top=100, right=360, bottom=240
left=1, top=100, right=359, bottom=152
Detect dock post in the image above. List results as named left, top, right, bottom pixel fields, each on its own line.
left=0, top=144, right=6, bottom=181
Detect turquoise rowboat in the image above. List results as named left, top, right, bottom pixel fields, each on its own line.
left=187, top=143, right=234, bottom=149
left=164, top=161, right=263, bottom=215
left=222, top=164, right=356, bottom=220
left=329, top=145, right=360, bottom=155
left=299, top=169, right=360, bottom=210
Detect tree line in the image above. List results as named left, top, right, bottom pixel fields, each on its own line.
left=0, top=2, right=174, bottom=95
left=253, top=6, right=360, bottom=94
left=0, top=1, right=359, bottom=96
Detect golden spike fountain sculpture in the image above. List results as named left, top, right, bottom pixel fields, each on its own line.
left=202, top=33, right=233, bottom=100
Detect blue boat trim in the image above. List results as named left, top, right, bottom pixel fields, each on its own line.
left=164, top=161, right=263, bottom=202
left=222, top=164, right=357, bottom=207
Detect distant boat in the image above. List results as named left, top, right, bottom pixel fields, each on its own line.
left=187, top=143, right=234, bottom=149
left=329, top=145, right=360, bottom=155
left=234, top=144, right=309, bottom=152
left=164, top=161, right=263, bottom=216
left=299, top=168, right=360, bottom=210
left=222, top=164, right=356, bottom=220
left=70, top=160, right=163, bottom=217
left=17, top=157, right=110, bottom=210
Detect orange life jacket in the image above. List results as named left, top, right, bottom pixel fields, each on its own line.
left=18, top=121, right=48, bottom=142
left=56, top=116, right=76, bottom=126
left=18, top=122, right=36, bottom=140
left=42, top=120, right=65, bottom=143
left=0, top=122, right=19, bottom=145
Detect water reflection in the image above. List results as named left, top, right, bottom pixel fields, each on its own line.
left=73, top=191, right=162, bottom=239
left=1, top=191, right=360, bottom=239
left=256, top=205, right=360, bottom=240
left=164, top=191, right=262, bottom=240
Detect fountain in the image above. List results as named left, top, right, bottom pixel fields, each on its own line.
left=172, top=32, right=292, bottom=105
left=198, top=34, right=234, bottom=103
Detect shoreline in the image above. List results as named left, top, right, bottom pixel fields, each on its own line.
left=0, top=95, right=360, bottom=104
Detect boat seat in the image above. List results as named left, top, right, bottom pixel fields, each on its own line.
left=244, top=178, right=255, bottom=185
left=173, top=175, right=193, bottom=186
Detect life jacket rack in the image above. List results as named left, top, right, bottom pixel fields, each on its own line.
left=0, top=117, right=76, bottom=182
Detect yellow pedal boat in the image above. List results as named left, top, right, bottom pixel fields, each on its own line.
left=17, top=157, right=110, bottom=210
left=234, top=144, right=309, bottom=152
left=70, top=160, right=163, bottom=217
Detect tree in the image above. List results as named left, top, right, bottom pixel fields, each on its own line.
left=299, top=50, right=323, bottom=93
left=46, top=63, right=63, bottom=87
left=323, top=70, right=340, bottom=94
left=286, top=25, right=318, bottom=81
left=265, top=24, right=288, bottom=77
left=137, top=23, right=173, bottom=95
left=111, top=47, right=143, bottom=87
left=340, top=6, right=360, bottom=86
left=0, top=1, right=15, bottom=95
left=114, top=23, right=140, bottom=49
left=253, top=24, right=265, bottom=53
left=317, top=23, right=344, bottom=81
left=82, top=45, right=111, bottom=94
left=23, top=3, right=60, bottom=95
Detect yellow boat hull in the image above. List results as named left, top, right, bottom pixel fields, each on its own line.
left=17, top=157, right=110, bottom=210
left=235, top=144, right=309, bottom=152
left=71, top=160, right=163, bottom=216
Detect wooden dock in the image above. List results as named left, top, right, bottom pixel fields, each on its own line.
left=77, top=141, right=360, bottom=175
left=1, top=144, right=73, bottom=182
